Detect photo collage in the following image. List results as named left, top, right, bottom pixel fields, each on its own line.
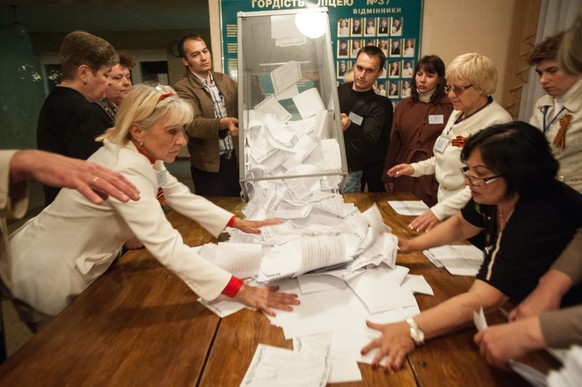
left=336, top=16, right=416, bottom=103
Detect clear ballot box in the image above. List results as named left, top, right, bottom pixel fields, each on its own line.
left=237, top=7, right=347, bottom=201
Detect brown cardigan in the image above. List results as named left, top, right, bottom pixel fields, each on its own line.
left=174, top=70, right=238, bottom=172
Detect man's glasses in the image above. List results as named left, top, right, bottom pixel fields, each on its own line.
left=445, top=84, right=473, bottom=95
left=156, top=84, right=175, bottom=101
left=460, top=166, right=502, bottom=187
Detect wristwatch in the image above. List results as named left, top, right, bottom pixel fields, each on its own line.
left=405, top=317, right=425, bottom=346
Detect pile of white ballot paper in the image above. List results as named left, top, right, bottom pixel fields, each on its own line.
left=195, top=60, right=439, bottom=384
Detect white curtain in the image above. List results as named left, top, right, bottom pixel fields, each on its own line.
left=518, top=0, right=582, bottom=121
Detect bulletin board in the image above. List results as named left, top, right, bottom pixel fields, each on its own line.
left=218, top=0, right=423, bottom=104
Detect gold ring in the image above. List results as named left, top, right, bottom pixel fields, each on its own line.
left=92, top=176, right=99, bottom=186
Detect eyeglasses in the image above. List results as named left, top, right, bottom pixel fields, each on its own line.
left=460, top=166, right=502, bottom=187
left=445, top=84, right=473, bottom=95
left=155, top=84, right=175, bottom=101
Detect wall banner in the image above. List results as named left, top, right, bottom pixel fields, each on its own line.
left=219, top=0, right=423, bottom=103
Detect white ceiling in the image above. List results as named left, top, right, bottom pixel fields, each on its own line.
left=0, top=0, right=209, bottom=33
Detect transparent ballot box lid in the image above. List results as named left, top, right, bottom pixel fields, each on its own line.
left=237, top=8, right=347, bottom=201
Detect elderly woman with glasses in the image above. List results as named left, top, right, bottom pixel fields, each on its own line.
left=4, top=84, right=299, bottom=331
left=362, top=121, right=582, bottom=372
left=387, top=53, right=512, bottom=233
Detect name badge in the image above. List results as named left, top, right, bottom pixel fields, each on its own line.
left=433, top=134, right=450, bottom=153
left=428, top=114, right=444, bottom=124
left=349, top=112, right=364, bottom=126
left=156, top=169, right=168, bottom=186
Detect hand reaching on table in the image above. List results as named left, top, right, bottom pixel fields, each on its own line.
left=387, top=163, right=414, bottom=177
left=235, top=283, right=300, bottom=317
left=408, top=210, right=439, bottom=232
left=361, top=321, right=415, bottom=372
left=232, top=217, right=282, bottom=234
left=10, top=149, right=140, bottom=205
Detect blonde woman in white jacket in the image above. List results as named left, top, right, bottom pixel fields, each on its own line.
left=388, top=53, right=512, bottom=232
left=5, top=84, right=298, bottom=330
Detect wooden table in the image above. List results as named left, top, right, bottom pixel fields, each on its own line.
left=0, top=193, right=560, bottom=386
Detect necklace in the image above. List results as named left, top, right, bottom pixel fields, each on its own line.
left=497, top=196, right=518, bottom=232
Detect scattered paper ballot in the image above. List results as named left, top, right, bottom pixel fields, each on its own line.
left=388, top=200, right=430, bottom=216
left=240, top=343, right=330, bottom=387
left=292, top=88, right=325, bottom=120
left=293, top=332, right=363, bottom=384
left=402, top=274, right=434, bottom=296
left=472, top=306, right=488, bottom=332
left=423, top=244, right=483, bottom=276
left=270, top=60, right=302, bottom=94
left=347, top=266, right=417, bottom=314
left=198, top=295, right=246, bottom=318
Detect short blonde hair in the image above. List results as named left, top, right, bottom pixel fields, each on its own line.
left=446, top=53, right=498, bottom=96
left=97, top=84, right=193, bottom=144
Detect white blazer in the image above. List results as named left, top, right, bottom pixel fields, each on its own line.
left=5, top=141, right=234, bottom=316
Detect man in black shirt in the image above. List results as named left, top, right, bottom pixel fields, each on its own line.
left=338, top=46, right=392, bottom=192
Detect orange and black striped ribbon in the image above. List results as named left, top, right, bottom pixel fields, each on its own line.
left=451, top=135, right=467, bottom=147
left=156, top=187, right=166, bottom=206
left=554, top=114, right=572, bottom=149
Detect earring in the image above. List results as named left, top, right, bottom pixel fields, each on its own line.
left=139, top=142, right=144, bottom=147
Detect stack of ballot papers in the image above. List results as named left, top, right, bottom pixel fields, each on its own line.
left=423, top=244, right=483, bottom=276
left=197, top=203, right=399, bottom=284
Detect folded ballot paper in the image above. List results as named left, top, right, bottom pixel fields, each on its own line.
left=424, top=244, right=483, bottom=276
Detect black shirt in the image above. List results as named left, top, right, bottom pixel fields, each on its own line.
left=462, top=181, right=582, bottom=304
left=37, top=87, right=110, bottom=204
left=338, top=82, right=391, bottom=171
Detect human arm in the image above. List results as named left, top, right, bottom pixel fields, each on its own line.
left=174, top=74, right=238, bottom=140
left=340, top=113, right=351, bottom=131
left=539, top=305, right=582, bottom=348
left=231, top=217, right=282, bottom=234
left=235, top=283, right=300, bottom=317
left=386, top=163, right=414, bottom=178
left=160, top=165, right=279, bottom=237
left=342, top=99, right=386, bottom=158
left=508, top=269, right=573, bottom=321
left=408, top=210, right=440, bottom=232
left=475, top=306, right=582, bottom=370
left=509, top=227, right=582, bottom=320
left=409, top=156, right=436, bottom=177
left=407, top=186, right=472, bottom=232
left=110, top=161, right=296, bottom=312
left=8, top=149, right=140, bottom=205
left=220, top=117, right=239, bottom=136
left=474, top=315, right=545, bottom=370
left=430, top=186, right=472, bottom=221
left=398, top=211, right=482, bottom=252
left=362, top=280, right=507, bottom=371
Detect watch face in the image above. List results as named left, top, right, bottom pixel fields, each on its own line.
left=412, top=328, right=424, bottom=344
